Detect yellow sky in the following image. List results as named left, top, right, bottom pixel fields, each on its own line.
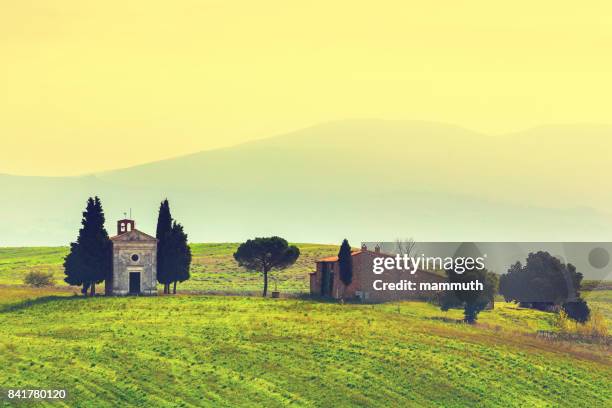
left=2, top=1, right=612, bottom=176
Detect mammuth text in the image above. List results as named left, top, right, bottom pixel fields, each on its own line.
left=373, top=280, right=484, bottom=291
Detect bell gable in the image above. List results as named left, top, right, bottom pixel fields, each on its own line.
left=110, top=229, right=157, bottom=242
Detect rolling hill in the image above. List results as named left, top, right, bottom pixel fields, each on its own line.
left=0, top=287, right=610, bottom=407
left=2, top=120, right=612, bottom=247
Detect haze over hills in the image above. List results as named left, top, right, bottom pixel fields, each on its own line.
left=96, top=120, right=612, bottom=208
left=2, top=120, right=612, bottom=260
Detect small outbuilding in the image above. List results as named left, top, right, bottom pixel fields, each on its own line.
left=106, top=219, right=158, bottom=296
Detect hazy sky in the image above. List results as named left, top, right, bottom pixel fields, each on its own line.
left=2, top=1, right=612, bottom=176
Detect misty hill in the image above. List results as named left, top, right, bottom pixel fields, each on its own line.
left=2, top=120, right=612, bottom=277
left=97, top=120, right=612, bottom=209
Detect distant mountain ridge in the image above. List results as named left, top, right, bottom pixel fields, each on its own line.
left=94, top=120, right=612, bottom=207
left=1, top=120, right=612, bottom=260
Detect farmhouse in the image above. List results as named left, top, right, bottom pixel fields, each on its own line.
left=310, top=244, right=446, bottom=302
left=105, top=219, right=158, bottom=296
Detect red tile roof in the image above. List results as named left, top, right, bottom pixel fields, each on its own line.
left=317, top=250, right=362, bottom=262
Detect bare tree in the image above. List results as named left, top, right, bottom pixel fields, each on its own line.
left=395, top=238, right=416, bottom=258
left=392, top=238, right=417, bottom=313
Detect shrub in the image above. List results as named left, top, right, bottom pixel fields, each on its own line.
left=556, top=309, right=608, bottom=339
left=555, top=310, right=572, bottom=333
left=562, top=298, right=590, bottom=323
left=24, top=271, right=55, bottom=287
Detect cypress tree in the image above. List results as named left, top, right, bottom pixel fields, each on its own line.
left=156, top=199, right=174, bottom=294
left=63, top=197, right=112, bottom=296
left=156, top=199, right=173, bottom=240
left=338, top=239, right=353, bottom=299
left=169, top=221, right=192, bottom=294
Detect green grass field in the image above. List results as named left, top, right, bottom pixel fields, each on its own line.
left=1, top=243, right=610, bottom=323
left=0, top=286, right=610, bottom=407
left=583, top=289, right=612, bottom=326
left=0, top=245, right=610, bottom=407
left=0, top=243, right=338, bottom=293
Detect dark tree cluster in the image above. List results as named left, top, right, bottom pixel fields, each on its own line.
left=156, top=199, right=192, bottom=294
left=440, top=268, right=497, bottom=324
left=64, top=197, right=112, bottom=296
left=233, top=237, right=299, bottom=297
left=499, top=251, right=590, bottom=322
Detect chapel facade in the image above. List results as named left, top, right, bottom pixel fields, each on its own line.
left=106, top=219, right=158, bottom=296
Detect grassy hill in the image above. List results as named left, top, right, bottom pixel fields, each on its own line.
left=0, top=243, right=339, bottom=293
left=1, top=246, right=610, bottom=406
left=1, top=244, right=611, bottom=320
left=0, top=287, right=610, bottom=407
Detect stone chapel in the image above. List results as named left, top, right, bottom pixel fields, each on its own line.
left=105, top=219, right=158, bottom=295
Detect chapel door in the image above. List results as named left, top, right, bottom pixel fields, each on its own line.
left=129, top=272, right=141, bottom=294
